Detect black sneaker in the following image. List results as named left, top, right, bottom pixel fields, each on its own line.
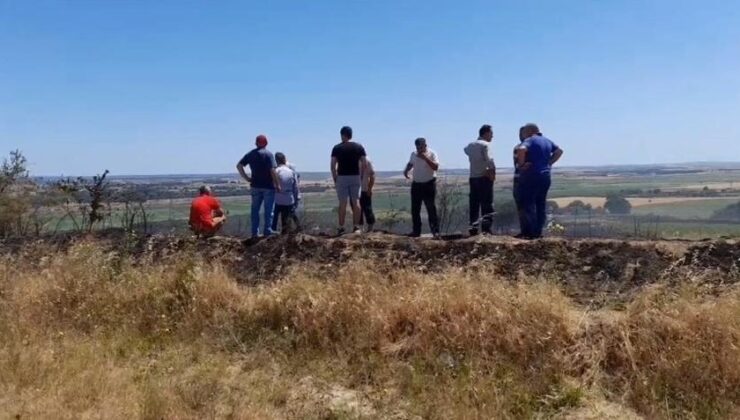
left=336, top=227, right=346, bottom=236
left=468, top=228, right=479, bottom=236
left=407, top=232, right=421, bottom=238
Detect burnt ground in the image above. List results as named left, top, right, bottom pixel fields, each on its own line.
left=3, top=232, right=739, bottom=306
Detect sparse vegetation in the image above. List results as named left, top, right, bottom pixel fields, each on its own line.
left=1, top=236, right=738, bottom=419
left=605, top=193, right=632, bottom=215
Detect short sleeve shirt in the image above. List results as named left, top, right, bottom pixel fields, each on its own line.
left=331, top=141, right=366, bottom=176
left=408, top=149, right=439, bottom=182
left=238, top=148, right=277, bottom=189
left=189, top=195, right=221, bottom=229
left=518, top=135, right=560, bottom=176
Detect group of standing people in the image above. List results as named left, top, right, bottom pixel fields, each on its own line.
left=189, top=123, right=563, bottom=240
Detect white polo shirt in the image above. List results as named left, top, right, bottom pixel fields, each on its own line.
left=408, top=149, right=439, bottom=183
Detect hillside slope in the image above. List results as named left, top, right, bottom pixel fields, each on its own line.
left=1, top=233, right=739, bottom=419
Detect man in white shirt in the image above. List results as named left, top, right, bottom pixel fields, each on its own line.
left=359, top=157, right=376, bottom=232
left=403, top=137, right=440, bottom=237
left=464, top=124, right=496, bottom=235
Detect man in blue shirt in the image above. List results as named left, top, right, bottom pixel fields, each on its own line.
left=515, top=124, right=564, bottom=239
left=236, top=134, right=281, bottom=237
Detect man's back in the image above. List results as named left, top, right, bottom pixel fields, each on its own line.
left=521, top=135, right=559, bottom=175
left=190, top=195, right=220, bottom=227
left=464, top=140, right=493, bottom=178
left=331, top=141, right=366, bottom=176
left=275, top=166, right=298, bottom=205
left=238, top=148, right=276, bottom=189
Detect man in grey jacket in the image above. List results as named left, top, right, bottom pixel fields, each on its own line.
left=464, top=124, right=496, bottom=235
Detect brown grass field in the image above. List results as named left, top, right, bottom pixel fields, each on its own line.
left=1, top=234, right=739, bottom=419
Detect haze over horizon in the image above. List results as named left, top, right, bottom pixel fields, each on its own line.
left=2, top=1, right=739, bottom=176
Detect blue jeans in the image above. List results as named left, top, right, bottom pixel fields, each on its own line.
left=250, top=188, right=275, bottom=237
left=518, top=173, right=551, bottom=238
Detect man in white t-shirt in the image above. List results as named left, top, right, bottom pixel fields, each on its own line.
left=403, top=137, right=440, bottom=237
left=359, top=157, right=376, bottom=232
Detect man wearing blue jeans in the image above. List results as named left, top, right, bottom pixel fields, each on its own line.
left=516, top=124, right=564, bottom=239
left=236, top=134, right=281, bottom=237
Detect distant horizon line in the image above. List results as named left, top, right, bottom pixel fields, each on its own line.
left=29, top=160, right=740, bottom=179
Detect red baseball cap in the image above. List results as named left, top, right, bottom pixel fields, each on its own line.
left=255, top=134, right=268, bottom=147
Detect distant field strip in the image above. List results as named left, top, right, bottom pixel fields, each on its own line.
left=552, top=196, right=740, bottom=209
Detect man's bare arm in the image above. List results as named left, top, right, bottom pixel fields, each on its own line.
left=421, top=154, right=439, bottom=171
left=403, top=162, right=413, bottom=179
left=236, top=163, right=251, bottom=183
left=271, top=168, right=282, bottom=192
left=330, top=157, right=338, bottom=183
left=550, top=148, right=564, bottom=166
left=368, top=173, right=375, bottom=194
left=516, top=148, right=527, bottom=168
left=483, top=144, right=496, bottom=181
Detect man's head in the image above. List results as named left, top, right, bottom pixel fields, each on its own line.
left=340, top=126, right=353, bottom=142
left=414, top=137, right=427, bottom=154
left=479, top=124, right=493, bottom=142
left=199, top=185, right=212, bottom=196
left=255, top=134, right=268, bottom=149
left=521, top=123, right=541, bottom=140
left=518, top=126, right=526, bottom=142
left=275, top=152, right=287, bottom=166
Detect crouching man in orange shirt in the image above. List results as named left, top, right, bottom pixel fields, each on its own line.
left=189, top=185, right=226, bottom=237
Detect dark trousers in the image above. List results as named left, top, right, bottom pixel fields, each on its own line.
left=272, top=204, right=299, bottom=233
left=359, top=191, right=376, bottom=226
left=469, top=176, right=494, bottom=233
left=518, top=174, right=551, bottom=238
left=513, top=179, right=527, bottom=234
left=411, top=179, right=440, bottom=235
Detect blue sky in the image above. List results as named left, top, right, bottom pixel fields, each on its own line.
left=1, top=0, right=739, bottom=175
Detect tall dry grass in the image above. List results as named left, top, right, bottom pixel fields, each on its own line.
left=0, top=243, right=739, bottom=419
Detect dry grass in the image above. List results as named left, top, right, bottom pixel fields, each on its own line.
left=1, top=243, right=739, bottom=419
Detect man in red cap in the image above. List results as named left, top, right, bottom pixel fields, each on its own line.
left=189, top=185, right=226, bottom=237
left=236, top=134, right=281, bottom=237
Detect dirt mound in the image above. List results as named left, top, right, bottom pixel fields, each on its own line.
left=3, top=232, right=738, bottom=306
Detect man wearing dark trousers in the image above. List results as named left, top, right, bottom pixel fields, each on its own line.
left=513, top=126, right=528, bottom=237
left=464, top=124, right=496, bottom=235
left=359, top=157, right=376, bottom=232
left=404, top=138, right=440, bottom=238
left=516, top=123, right=564, bottom=239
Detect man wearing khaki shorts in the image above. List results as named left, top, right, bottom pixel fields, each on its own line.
left=330, top=126, right=368, bottom=235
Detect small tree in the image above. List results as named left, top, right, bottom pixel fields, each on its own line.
left=55, top=170, right=111, bottom=232
left=0, top=150, right=36, bottom=237
left=604, top=193, right=632, bottom=215
left=547, top=200, right=560, bottom=215
left=563, top=200, right=592, bottom=214
left=0, top=150, right=28, bottom=194
left=436, top=178, right=466, bottom=234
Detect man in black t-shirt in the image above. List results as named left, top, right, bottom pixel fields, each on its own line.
left=330, top=126, right=368, bottom=235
